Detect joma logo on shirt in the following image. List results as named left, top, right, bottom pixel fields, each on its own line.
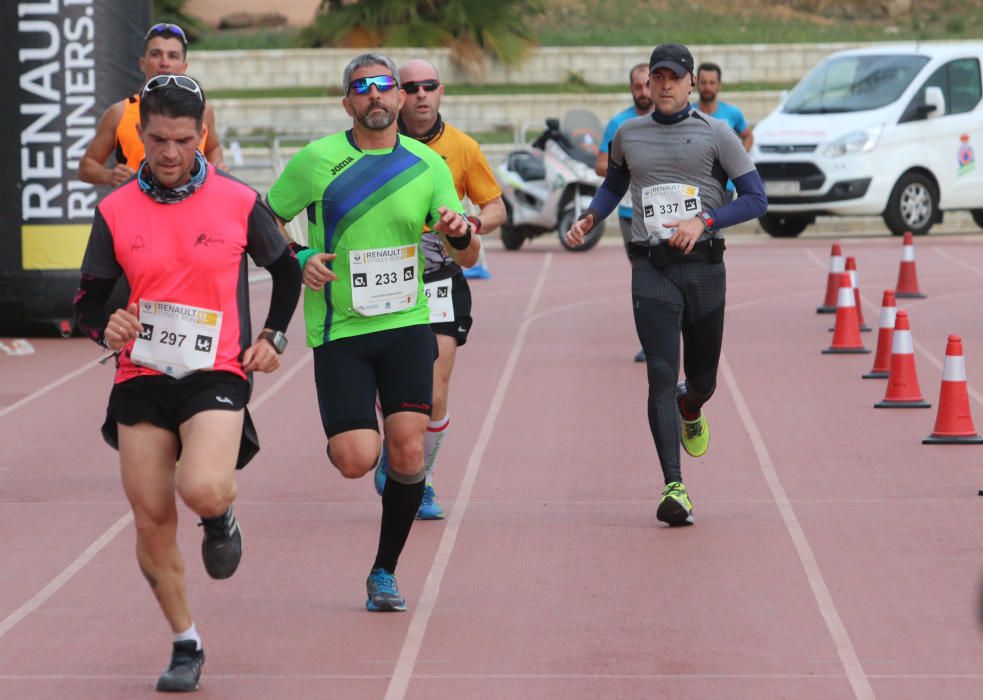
left=331, top=157, right=354, bottom=176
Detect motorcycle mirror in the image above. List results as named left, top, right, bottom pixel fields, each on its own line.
left=545, top=118, right=561, bottom=131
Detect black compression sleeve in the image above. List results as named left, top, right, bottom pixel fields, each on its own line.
left=73, top=274, right=116, bottom=345
left=262, top=247, right=302, bottom=332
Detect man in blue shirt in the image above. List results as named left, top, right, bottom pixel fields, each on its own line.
left=596, top=62, right=654, bottom=362
left=693, top=62, right=753, bottom=201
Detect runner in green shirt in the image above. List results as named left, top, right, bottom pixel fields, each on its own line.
left=267, top=53, right=474, bottom=612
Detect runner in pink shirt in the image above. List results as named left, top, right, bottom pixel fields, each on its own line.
left=73, top=75, right=301, bottom=693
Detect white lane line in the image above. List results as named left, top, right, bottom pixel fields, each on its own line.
left=803, top=247, right=827, bottom=270
left=933, top=247, right=983, bottom=277
left=720, top=354, right=875, bottom=700
left=0, top=352, right=311, bottom=642
left=0, top=358, right=102, bottom=420
left=384, top=253, right=554, bottom=700
left=0, top=511, right=133, bottom=640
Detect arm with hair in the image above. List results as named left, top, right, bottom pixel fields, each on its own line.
left=202, top=104, right=226, bottom=169
left=78, top=102, right=133, bottom=187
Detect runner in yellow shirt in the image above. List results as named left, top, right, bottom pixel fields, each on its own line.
left=374, top=58, right=506, bottom=519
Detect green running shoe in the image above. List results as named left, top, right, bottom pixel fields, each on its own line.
left=657, top=481, right=694, bottom=526
left=680, top=412, right=710, bottom=458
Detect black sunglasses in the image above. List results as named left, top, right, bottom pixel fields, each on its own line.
left=348, top=75, right=398, bottom=95
left=402, top=79, right=440, bottom=94
left=143, top=74, right=203, bottom=101
left=144, top=22, right=188, bottom=45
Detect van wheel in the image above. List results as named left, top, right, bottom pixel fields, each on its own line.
left=884, top=172, right=937, bottom=236
left=758, top=214, right=810, bottom=237
left=972, top=210, right=983, bottom=229
left=500, top=225, right=525, bottom=250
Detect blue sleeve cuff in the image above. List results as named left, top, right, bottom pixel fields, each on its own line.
left=588, top=159, right=631, bottom=221
left=706, top=170, right=768, bottom=230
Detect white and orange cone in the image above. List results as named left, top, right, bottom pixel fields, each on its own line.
left=829, top=256, right=871, bottom=332
left=874, top=309, right=930, bottom=408
left=817, top=242, right=845, bottom=313
left=895, top=231, right=926, bottom=299
left=863, top=290, right=896, bottom=379
left=823, top=273, right=870, bottom=354
left=924, top=335, right=983, bottom=444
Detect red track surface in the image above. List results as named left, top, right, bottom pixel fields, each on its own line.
left=2, top=233, right=982, bottom=699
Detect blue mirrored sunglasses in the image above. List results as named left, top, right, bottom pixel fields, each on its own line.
left=144, top=22, right=188, bottom=45
left=348, top=75, right=398, bottom=95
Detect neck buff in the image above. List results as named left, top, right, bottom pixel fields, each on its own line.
left=652, top=104, right=692, bottom=125
left=137, top=150, right=208, bottom=204
left=398, top=112, right=445, bottom=144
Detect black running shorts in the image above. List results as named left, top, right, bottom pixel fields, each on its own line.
left=312, top=323, right=437, bottom=438
left=429, top=272, right=473, bottom=346
left=101, top=370, right=258, bottom=469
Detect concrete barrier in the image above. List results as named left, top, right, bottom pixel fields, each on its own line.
left=216, top=90, right=783, bottom=137
left=191, top=41, right=977, bottom=91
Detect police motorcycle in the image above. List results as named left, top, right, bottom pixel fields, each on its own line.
left=495, top=111, right=606, bottom=252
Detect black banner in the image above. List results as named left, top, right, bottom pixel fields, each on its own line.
left=1, top=0, right=151, bottom=328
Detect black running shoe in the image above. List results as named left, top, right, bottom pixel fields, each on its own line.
left=199, top=507, right=242, bottom=579
left=156, top=640, right=204, bottom=692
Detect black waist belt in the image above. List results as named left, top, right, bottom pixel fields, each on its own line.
left=628, top=239, right=724, bottom=267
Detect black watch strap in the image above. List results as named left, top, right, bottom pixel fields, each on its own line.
left=259, top=330, right=287, bottom=354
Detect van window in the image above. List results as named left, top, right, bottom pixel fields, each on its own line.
left=903, top=58, right=982, bottom=121
left=948, top=59, right=981, bottom=114
left=784, top=54, right=929, bottom=114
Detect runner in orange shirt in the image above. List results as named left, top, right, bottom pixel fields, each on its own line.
left=374, top=58, right=505, bottom=520
left=79, top=23, right=223, bottom=188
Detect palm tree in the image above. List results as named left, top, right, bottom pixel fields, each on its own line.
left=301, top=0, right=544, bottom=68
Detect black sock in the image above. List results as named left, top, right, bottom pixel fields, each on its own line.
left=373, top=476, right=424, bottom=572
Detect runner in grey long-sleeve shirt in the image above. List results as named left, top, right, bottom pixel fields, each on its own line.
left=566, top=43, right=767, bottom=526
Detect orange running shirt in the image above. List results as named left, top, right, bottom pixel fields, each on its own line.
left=115, top=94, right=209, bottom=169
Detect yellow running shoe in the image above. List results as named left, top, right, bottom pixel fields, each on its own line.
left=657, top=481, right=694, bottom=526
left=680, top=412, right=710, bottom=458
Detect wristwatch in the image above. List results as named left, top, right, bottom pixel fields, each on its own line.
left=259, top=330, right=288, bottom=354
left=466, top=215, right=482, bottom=234
left=697, top=211, right=717, bottom=234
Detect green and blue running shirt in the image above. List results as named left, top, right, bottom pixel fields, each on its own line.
left=267, top=131, right=464, bottom=347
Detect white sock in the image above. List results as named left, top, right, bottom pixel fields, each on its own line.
left=424, top=414, right=450, bottom=483
left=174, top=623, right=202, bottom=651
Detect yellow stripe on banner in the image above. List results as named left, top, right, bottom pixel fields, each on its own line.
left=21, top=225, right=91, bottom=270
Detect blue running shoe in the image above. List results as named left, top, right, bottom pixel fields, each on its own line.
left=373, top=443, right=389, bottom=497
left=462, top=263, right=491, bottom=280
left=366, top=568, right=406, bottom=612
left=416, top=484, right=445, bottom=520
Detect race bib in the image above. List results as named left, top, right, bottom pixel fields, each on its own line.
left=350, top=244, right=418, bottom=316
left=641, top=183, right=701, bottom=239
left=130, top=299, right=222, bottom=379
left=424, top=278, right=455, bottom=323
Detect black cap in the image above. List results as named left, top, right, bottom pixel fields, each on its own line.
left=649, top=44, right=694, bottom=78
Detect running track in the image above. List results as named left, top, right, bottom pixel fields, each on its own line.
left=2, top=231, right=982, bottom=699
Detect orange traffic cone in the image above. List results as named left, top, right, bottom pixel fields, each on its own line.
left=924, top=335, right=983, bottom=443
left=829, top=256, right=871, bottom=332
left=874, top=309, right=931, bottom=408
left=817, top=242, right=845, bottom=313
left=822, top=273, right=870, bottom=354
left=863, top=290, right=896, bottom=379
left=895, top=231, right=926, bottom=299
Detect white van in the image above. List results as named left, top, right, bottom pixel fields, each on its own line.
left=752, top=43, right=983, bottom=237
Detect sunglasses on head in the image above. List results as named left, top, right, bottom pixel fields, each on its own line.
left=142, top=74, right=203, bottom=101
left=348, top=75, right=398, bottom=95
left=144, top=22, right=188, bottom=45
left=402, top=79, right=440, bottom=94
